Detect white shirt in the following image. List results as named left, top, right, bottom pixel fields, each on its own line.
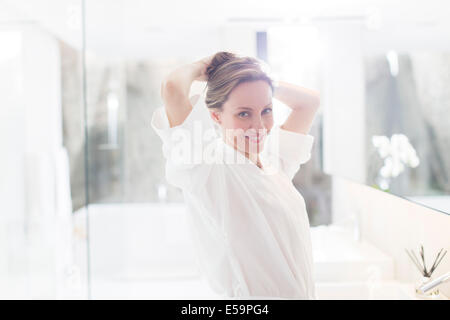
left=151, top=91, right=316, bottom=299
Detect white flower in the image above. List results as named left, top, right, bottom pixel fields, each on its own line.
left=379, top=178, right=390, bottom=190
left=380, top=157, right=393, bottom=178
left=372, top=135, right=390, bottom=158
left=372, top=133, right=420, bottom=192
left=408, top=154, right=420, bottom=168
left=380, top=156, right=404, bottom=178
left=372, top=133, right=421, bottom=170
left=391, top=158, right=405, bottom=177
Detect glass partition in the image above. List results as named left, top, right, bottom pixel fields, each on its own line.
left=0, top=0, right=89, bottom=299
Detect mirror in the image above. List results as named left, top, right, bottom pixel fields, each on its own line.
left=318, top=19, right=450, bottom=216
left=364, top=51, right=450, bottom=215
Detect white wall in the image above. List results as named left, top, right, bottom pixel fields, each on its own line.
left=319, top=21, right=367, bottom=224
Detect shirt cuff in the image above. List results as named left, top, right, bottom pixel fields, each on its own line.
left=277, top=126, right=314, bottom=165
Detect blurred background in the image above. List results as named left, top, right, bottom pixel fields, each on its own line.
left=1, top=0, right=449, bottom=299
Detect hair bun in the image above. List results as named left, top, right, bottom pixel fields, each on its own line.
left=206, top=51, right=237, bottom=80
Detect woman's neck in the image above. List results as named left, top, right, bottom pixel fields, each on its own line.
left=239, top=147, right=262, bottom=169
left=223, top=138, right=263, bottom=169
left=245, top=151, right=262, bottom=169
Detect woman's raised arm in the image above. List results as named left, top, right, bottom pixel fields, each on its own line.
left=274, top=81, right=320, bottom=135
left=161, top=56, right=213, bottom=128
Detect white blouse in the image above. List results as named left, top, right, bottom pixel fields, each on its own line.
left=151, top=92, right=316, bottom=299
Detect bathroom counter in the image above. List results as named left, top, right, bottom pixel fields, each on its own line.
left=310, top=225, right=395, bottom=282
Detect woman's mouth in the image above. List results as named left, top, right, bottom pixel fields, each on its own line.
left=245, top=135, right=265, bottom=143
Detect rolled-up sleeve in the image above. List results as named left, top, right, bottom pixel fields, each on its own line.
left=266, top=125, right=314, bottom=180
left=150, top=94, right=217, bottom=189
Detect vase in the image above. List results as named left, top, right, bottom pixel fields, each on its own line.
left=415, top=276, right=441, bottom=299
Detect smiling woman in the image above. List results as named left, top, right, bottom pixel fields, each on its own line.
left=152, top=51, right=320, bottom=299
left=211, top=79, right=275, bottom=164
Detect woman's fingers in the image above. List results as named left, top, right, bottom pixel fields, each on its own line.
left=193, top=55, right=213, bottom=81
left=199, top=54, right=214, bottom=66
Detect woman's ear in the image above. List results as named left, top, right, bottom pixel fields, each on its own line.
left=210, top=110, right=221, bottom=125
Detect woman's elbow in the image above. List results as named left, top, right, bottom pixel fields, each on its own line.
left=161, top=78, right=184, bottom=101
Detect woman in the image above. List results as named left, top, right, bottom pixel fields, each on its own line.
left=151, top=52, right=320, bottom=299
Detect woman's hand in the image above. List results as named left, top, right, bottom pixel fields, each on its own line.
left=161, top=55, right=214, bottom=128
left=192, top=55, right=214, bottom=82
left=162, top=55, right=213, bottom=97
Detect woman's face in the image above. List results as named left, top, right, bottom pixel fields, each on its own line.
left=210, top=80, right=274, bottom=155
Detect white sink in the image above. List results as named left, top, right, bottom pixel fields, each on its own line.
left=310, top=226, right=395, bottom=282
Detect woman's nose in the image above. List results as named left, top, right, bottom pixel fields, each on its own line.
left=250, top=117, right=266, bottom=132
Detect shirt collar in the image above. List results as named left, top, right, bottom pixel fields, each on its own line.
left=217, top=137, right=276, bottom=175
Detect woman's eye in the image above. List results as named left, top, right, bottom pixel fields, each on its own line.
left=238, top=108, right=271, bottom=118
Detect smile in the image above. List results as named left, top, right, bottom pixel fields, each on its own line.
left=245, top=135, right=265, bottom=143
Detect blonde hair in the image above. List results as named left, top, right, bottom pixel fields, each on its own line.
left=204, top=52, right=274, bottom=110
